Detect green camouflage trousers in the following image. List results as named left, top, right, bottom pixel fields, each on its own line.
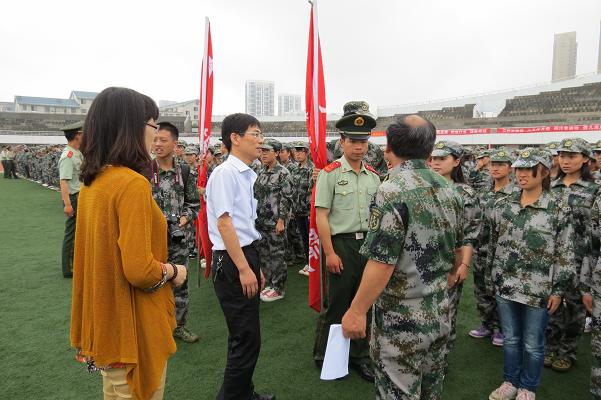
left=590, top=295, right=601, bottom=398
left=170, top=241, right=190, bottom=327
left=444, top=281, right=463, bottom=370
left=372, top=291, right=450, bottom=400
left=257, top=227, right=287, bottom=292
left=473, top=254, right=500, bottom=331
left=546, top=284, right=586, bottom=360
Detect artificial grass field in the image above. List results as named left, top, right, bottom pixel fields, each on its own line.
left=0, top=176, right=593, bottom=399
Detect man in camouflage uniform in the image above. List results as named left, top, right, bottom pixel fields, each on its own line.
left=280, top=142, right=304, bottom=262
left=469, top=148, right=517, bottom=344
left=342, top=114, right=464, bottom=399
left=255, top=139, right=293, bottom=302
left=279, top=142, right=297, bottom=171
left=468, top=150, right=493, bottom=192
left=290, top=141, right=314, bottom=275
left=184, top=145, right=200, bottom=259
left=147, top=122, right=200, bottom=343
left=545, top=138, right=599, bottom=372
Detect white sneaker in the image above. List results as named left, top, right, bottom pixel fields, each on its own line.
left=299, top=265, right=310, bottom=276
left=260, top=287, right=273, bottom=297
left=516, top=389, right=535, bottom=400
left=200, top=259, right=206, bottom=269
left=489, top=382, right=518, bottom=400
left=261, top=290, right=284, bottom=302
left=585, top=317, right=593, bottom=333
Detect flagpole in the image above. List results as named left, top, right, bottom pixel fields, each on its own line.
left=312, top=1, right=320, bottom=155
left=199, top=17, right=210, bottom=156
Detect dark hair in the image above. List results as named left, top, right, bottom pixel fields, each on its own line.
left=386, top=114, right=436, bottom=159
left=556, top=157, right=595, bottom=182
left=64, top=129, right=82, bottom=142
left=451, top=155, right=466, bottom=184
left=518, top=165, right=551, bottom=190
left=158, top=121, right=179, bottom=140
left=80, top=87, right=159, bottom=186
left=221, top=113, right=261, bottom=152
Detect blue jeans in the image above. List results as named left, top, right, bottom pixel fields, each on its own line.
left=496, top=295, right=550, bottom=393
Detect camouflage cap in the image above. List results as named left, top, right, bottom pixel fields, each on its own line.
left=545, top=141, right=560, bottom=156
left=184, top=146, right=199, bottom=155
left=475, top=149, right=491, bottom=159
left=294, top=141, right=310, bottom=150
left=261, top=138, right=282, bottom=152
left=335, top=101, right=376, bottom=139
left=557, top=138, right=591, bottom=157
left=431, top=141, right=463, bottom=158
left=593, top=140, right=601, bottom=152
left=490, top=148, right=514, bottom=163
left=512, top=147, right=552, bottom=169
left=61, top=120, right=84, bottom=133
left=281, top=142, right=294, bottom=151
left=176, top=140, right=187, bottom=147
left=213, top=144, right=223, bottom=155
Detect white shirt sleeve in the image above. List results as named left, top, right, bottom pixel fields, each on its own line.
left=207, top=167, right=236, bottom=220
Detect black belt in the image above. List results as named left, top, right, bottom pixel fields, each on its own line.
left=332, top=232, right=367, bottom=240
left=213, top=241, right=258, bottom=255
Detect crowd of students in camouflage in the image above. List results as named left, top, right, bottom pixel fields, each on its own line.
left=5, top=131, right=601, bottom=399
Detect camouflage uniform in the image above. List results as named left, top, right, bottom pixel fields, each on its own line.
left=289, top=150, right=314, bottom=263
left=582, top=196, right=601, bottom=397
left=473, top=150, right=518, bottom=333
left=254, top=160, right=293, bottom=292
left=360, top=159, right=464, bottom=400
left=446, top=181, right=480, bottom=358
left=148, top=160, right=200, bottom=328
left=184, top=146, right=200, bottom=258
left=546, top=139, right=599, bottom=363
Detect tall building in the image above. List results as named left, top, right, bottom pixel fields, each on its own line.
left=245, top=80, right=274, bottom=117
left=552, top=31, right=577, bottom=82
left=598, top=21, right=601, bottom=73
left=278, top=94, right=302, bottom=116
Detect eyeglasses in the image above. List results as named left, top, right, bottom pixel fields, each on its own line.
left=146, top=122, right=160, bottom=133
left=237, top=131, right=264, bottom=140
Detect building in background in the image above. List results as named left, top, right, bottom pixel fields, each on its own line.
left=158, top=99, right=200, bottom=121
left=552, top=31, right=578, bottom=82
left=245, top=80, right=274, bottom=117
left=278, top=94, right=303, bottom=116
left=9, top=91, right=97, bottom=114
left=0, top=102, right=14, bottom=112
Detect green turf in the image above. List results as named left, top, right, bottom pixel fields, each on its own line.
left=0, top=177, right=593, bottom=399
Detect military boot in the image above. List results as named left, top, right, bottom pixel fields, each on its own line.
left=173, top=326, right=200, bottom=343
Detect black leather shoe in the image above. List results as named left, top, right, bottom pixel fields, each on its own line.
left=314, top=359, right=323, bottom=369
left=351, top=363, right=374, bottom=382
left=251, top=392, right=275, bottom=400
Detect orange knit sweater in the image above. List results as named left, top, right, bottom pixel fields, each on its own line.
left=70, top=166, right=176, bottom=400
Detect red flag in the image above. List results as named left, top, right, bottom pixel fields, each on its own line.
left=306, top=1, right=327, bottom=312
left=198, top=17, right=214, bottom=280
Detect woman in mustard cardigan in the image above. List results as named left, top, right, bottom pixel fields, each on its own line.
left=70, top=87, right=188, bottom=400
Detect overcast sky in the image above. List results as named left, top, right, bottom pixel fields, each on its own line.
left=1, top=0, right=600, bottom=115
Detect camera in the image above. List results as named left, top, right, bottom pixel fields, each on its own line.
left=165, top=213, right=185, bottom=243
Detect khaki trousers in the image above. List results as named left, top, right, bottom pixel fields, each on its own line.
left=101, top=365, right=167, bottom=400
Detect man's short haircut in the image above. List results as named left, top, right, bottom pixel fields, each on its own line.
left=386, top=114, right=436, bottom=160
left=158, top=121, right=179, bottom=141
left=221, top=113, right=261, bottom=152
left=64, top=129, right=82, bottom=142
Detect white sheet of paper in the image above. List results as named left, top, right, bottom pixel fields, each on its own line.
left=320, top=324, right=350, bottom=380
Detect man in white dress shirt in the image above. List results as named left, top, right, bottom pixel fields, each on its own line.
left=206, top=113, right=275, bottom=400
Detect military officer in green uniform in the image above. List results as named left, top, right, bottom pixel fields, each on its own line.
left=312, top=101, right=381, bottom=382
left=58, top=121, right=84, bottom=278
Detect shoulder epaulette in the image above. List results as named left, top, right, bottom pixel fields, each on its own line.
left=364, top=163, right=378, bottom=175
left=323, top=161, right=341, bottom=172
